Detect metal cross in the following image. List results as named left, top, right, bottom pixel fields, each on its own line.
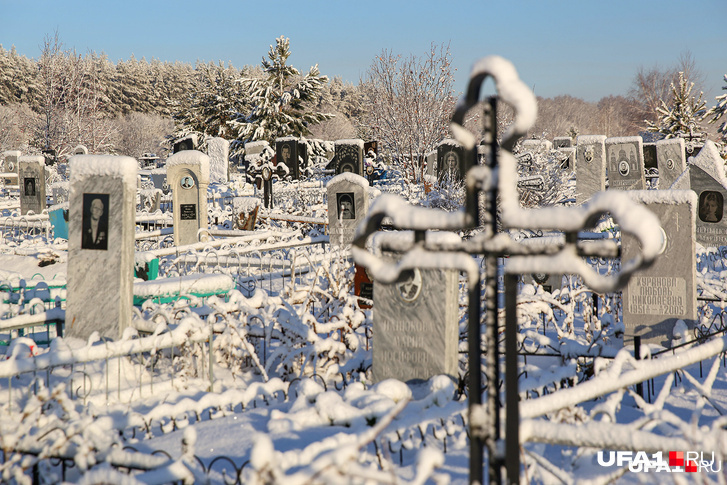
left=353, top=56, right=664, bottom=484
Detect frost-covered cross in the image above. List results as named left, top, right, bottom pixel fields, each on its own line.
left=352, top=56, right=665, bottom=485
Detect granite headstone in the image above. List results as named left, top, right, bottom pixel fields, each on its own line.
left=334, top=139, right=364, bottom=176
left=327, top=173, right=368, bottom=247
left=18, top=155, right=46, bottom=215
left=622, top=190, right=697, bottom=347
left=66, top=155, right=136, bottom=340
left=605, top=136, right=645, bottom=190
left=373, top=264, right=459, bottom=382
left=575, top=135, right=607, bottom=204
left=656, top=138, right=686, bottom=190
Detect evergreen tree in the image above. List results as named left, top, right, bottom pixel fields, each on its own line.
left=228, top=36, right=332, bottom=156
left=171, top=60, right=249, bottom=148
left=704, top=74, right=727, bottom=144
left=647, top=71, right=706, bottom=138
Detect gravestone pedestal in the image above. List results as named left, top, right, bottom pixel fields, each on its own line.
left=66, top=155, right=137, bottom=340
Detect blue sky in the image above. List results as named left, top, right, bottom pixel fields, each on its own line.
left=1, top=0, right=725, bottom=104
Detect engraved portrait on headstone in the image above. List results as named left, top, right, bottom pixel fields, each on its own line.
left=337, top=192, right=355, bottom=220
left=699, top=191, right=723, bottom=223
left=436, top=139, right=465, bottom=182
left=24, top=178, right=36, bottom=196
left=81, top=194, right=109, bottom=250
left=276, top=137, right=300, bottom=179
left=397, top=268, right=422, bottom=301
left=167, top=150, right=210, bottom=246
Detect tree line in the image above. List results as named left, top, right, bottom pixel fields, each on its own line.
left=0, top=34, right=725, bottom=170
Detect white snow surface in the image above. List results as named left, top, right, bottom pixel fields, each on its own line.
left=165, top=150, right=211, bottom=184
left=69, top=154, right=138, bottom=187
left=689, top=139, right=727, bottom=188
left=326, top=172, right=369, bottom=188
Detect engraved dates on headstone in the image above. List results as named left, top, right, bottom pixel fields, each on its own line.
left=167, top=151, right=210, bottom=246
left=622, top=191, right=697, bottom=347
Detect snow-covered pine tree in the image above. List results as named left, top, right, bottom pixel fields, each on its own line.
left=170, top=60, right=249, bottom=151
left=703, top=74, right=727, bottom=144
left=227, top=36, right=333, bottom=157
left=646, top=71, right=706, bottom=138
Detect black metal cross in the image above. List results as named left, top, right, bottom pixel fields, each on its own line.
left=353, top=56, right=664, bottom=484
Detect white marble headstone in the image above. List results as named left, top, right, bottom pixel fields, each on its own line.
left=18, top=155, right=46, bottom=215
left=575, top=135, right=607, bottom=204
left=207, top=136, right=230, bottom=184
left=605, top=136, right=645, bottom=190
left=327, top=173, right=368, bottom=247
left=622, top=190, right=697, bottom=347
left=167, top=151, right=210, bottom=247
left=66, top=155, right=137, bottom=340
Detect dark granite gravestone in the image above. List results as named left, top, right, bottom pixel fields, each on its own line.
left=18, top=156, right=46, bottom=215
left=575, top=135, right=607, bottom=205
left=173, top=134, right=197, bottom=154
left=334, top=139, right=364, bottom=176
left=373, top=265, right=459, bottom=382
left=605, top=136, right=645, bottom=190
left=656, top=138, right=686, bottom=190
left=436, top=139, right=465, bottom=183
left=622, top=190, right=697, bottom=347
left=276, top=137, right=301, bottom=179
left=552, top=136, right=572, bottom=149
left=642, top=143, right=657, bottom=170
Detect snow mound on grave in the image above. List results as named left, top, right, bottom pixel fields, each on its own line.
left=166, top=150, right=211, bottom=184
left=689, top=140, right=727, bottom=188
left=326, top=172, right=369, bottom=188
left=68, top=155, right=138, bottom=187
left=19, top=155, right=45, bottom=164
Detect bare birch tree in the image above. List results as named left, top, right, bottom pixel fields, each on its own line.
left=360, top=42, right=455, bottom=182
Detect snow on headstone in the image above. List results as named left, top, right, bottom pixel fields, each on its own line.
left=622, top=190, right=697, bottom=347
left=373, top=261, right=459, bottom=383
left=552, top=136, right=572, bottom=149
left=327, top=173, right=368, bottom=247
left=73, top=145, right=88, bottom=155
left=575, top=135, right=607, bottom=205
left=436, top=138, right=465, bottom=183
left=18, top=155, right=46, bottom=215
left=66, top=155, right=137, bottom=340
left=173, top=133, right=197, bottom=153
left=605, top=136, right=645, bottom=190
left=206, top=136, right=230, bottom=184
left=520, top=138, right=552, bottom=154
left=167, top=150, right=210, bottom=246
left=334, top=139, right=364, bottom=176
left=2, top=150, right=21, bottom=173
left=656, top=138, right=686, bottom=190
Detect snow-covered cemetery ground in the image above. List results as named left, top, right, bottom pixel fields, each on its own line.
left=2, top=57, right=727, bottom=485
